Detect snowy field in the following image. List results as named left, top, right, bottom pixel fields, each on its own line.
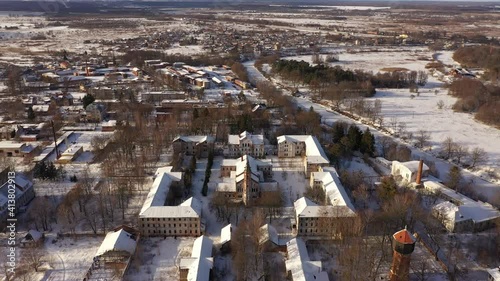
left=125, top=237, right=194, bottom=281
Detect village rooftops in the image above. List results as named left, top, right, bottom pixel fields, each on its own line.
left=424, top=181, right=500, bottom=224
left=285, top=238, right=329, bottom=281
left=95, top=228, right=137, bottom=257
left=277, top=135, right=329, bottom=164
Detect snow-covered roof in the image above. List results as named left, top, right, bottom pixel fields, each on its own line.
left=395, top=160, right=429, bottom=173
left=259, top=224, right=279, bottom=246
left=425, top=181, right=500, bottom=224
left=277, top=135, right=329, bottom=164
left=173, top=135, right=215, bottom=144
left=0, top=174, right=33, bottom=194
left=180, top=236, right=214, bottom=281
left=294, top=197, right=356, bottom=218
left=487, top=268, right=500, bottom=281
left=95, top=229, right=137, bottom=257
left=0, top=140, right=25, bottom=149
left=228, top=131, right=264, bottom=145
left=220, top=224, right=232, bottom=245
left=312, top=167, right=355, bottom=211
left=285, top=238, right=329, bottom=281
left=139, top=168, right=201, bottom=219
left=23, top=230, right=43, bottom=242
left=139, top=171, right=177, bottom=215
left=220, top=155, right=271, bottom=183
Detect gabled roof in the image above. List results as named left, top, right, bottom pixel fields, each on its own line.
left=425, top=181, right=500, bottom=224
left=180, top=236, right=214, bottom=281
left=312, top=167, right=355, bottom=211
left=294, top=197, right=356, bottom=218
left=220, top=224, right=233, bottom=245
left=173, top=135, right=215, bottom=144
left=285, top=238, right=329, bottom=281
left=139, top=167, right=201, bottom=219
left=259, top=224, right=279, bottom=246
left=95, top=229, right=137, bottom=257
left=395, top=161, right=429, bottom=173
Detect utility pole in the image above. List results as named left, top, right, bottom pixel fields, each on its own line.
left=51, top=120, right=60, bottom=159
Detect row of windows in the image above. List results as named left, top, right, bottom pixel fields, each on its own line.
left=147, top=229, right=198, bottom=235
left=144, top=223, right=198, bottom=228
left=142, top=218, right=196, bottom=222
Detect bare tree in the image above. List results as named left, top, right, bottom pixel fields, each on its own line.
left=442, top=137, right=456, bottom=160
left=437, top=99, right=445, bottom=109
left=415, top=130, right=431, bottom=149
left=469, top=147, right=488, bottom=169
left=23, top=247, right=46, bottom=272
left=454, top=144, right=469, bottom=165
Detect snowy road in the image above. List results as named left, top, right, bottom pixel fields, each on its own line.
left=243, top=60, right=500, bottom=202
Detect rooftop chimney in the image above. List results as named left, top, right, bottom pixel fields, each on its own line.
left=415, top=160, right=424, bottom=185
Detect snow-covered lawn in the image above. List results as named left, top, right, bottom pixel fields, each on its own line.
left=125, top=237, right=194, bottom=281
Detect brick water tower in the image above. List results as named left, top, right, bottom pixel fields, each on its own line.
left=389, top=228, right=416, bottom=281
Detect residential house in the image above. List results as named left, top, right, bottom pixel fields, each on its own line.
left=0, top=141, right=38, bottom=158
left=20, top=230, right=44, bottom=247
left=277, top=135, right=329, bottom=178
left=226, top=131, right=265, bottom=158
left=172, top=136, right=215, bottom=158
left=0, top=172, right=35, bottom=228
left=179, top=236, right=213, bottom=281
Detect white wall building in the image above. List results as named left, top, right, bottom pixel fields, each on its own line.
left=391, top=160, right=429, bottom=184
left=425, top=181, right=500, bottom=233
left=179, top=236, right=213, bottom=281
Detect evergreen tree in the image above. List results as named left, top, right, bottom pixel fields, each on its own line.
left=447, top=166, right=462, bottom=191
left=360, top=128, right=375, bottom=156
left=193, top=108, right=199, bottom=119
left=347, top=125, right=362, bottom=151
left=378, top=176, right=398, bottom=202
left=27, top=106, right=35, bottom=120
left=332, top=122, right=346, bottom=143
left=82, top=93, right=95, bottom=109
